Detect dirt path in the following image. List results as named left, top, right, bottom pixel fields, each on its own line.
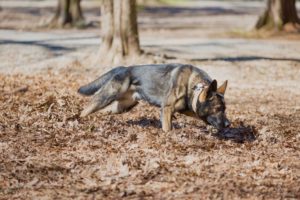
left=1, top=28, right=300, bottom=74
left=1, top=0, right=300, bottom=74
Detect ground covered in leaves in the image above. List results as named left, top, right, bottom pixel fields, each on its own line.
left=0, top=61, right=299, bottom=199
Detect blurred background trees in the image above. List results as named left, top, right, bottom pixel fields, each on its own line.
left=46, top=0, right=300, bottom=63
left=49, top=0, right=85, bottom=28
left=255, top=0, right=300, bottom=32
left=98, top=0, right=140, bottom=64
left=46, top=0, right=141, bottom=64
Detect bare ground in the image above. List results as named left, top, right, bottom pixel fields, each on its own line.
left=0, top=1, right=300, bottom=199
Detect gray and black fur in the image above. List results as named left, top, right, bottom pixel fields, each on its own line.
left=78, top=64, right=230, bottom=132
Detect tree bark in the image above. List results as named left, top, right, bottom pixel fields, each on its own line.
left=255, top=0, right=300, bottom=32
left=98, top=0, right=141, bottom=64
left=49, top=0, right=85, bottom=28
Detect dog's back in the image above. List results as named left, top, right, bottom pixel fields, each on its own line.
left=129, top=64, right=179, bottom=106
left=78, top=64, right=212, bottom=106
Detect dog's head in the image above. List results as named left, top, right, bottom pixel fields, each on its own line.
left=196, top=80, right=230, bottom=130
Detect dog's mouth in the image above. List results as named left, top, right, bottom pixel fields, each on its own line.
left=207, top=120, right=229, bottom=130
left=211, top=123, right=224, bottom=130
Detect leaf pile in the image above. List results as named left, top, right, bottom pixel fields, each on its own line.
left=0, top=73, right=299, bottom=199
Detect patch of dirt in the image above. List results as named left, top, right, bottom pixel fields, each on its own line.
left=0, top=44, right=53, bottom=70
left=0, top=61, right=299, bottom=199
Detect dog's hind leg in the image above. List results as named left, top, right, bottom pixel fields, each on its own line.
left=80, top=71, right=131, bottom=117
left=96, top=98, right=138, bottom=115
left=80, top=97, right=111, bottom=117
left=80, top=98, right=108, bottom=117
left=116, top=91, right=138, bottom=113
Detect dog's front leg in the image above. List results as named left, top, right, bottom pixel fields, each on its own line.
left=161, top=106, right=173, bottom=132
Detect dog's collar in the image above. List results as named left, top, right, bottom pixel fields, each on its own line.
left=192, top=83, right=205, bottom=112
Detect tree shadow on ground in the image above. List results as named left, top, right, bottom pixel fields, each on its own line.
left=2, top=7, right=101, bottom=17
left=0, top=36, right=98, bottom=56
left=142, top=6, right=245, bottom=16
left=0, top=39, right=74, bottom=55
left=126, top=117, right=186, bottom=130
left=191, top=56, right=300, bottom=62
left=126, top=118, right=162, bottom=129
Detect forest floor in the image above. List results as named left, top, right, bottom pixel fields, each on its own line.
left=1, top=1, right=300, bottom=199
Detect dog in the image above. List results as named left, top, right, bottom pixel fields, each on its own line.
left=78, top=63, right=230, bottom=132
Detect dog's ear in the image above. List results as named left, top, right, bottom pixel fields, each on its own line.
left=210, top=79, right=218, bottom=92
left=217, top=80, right=228, bottom=95
left=199, top=80, right=217, bottom=102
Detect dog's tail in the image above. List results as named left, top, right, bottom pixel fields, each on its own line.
left=78, top=66, right=126, bottom=96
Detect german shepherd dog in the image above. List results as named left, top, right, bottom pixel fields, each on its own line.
left=78, top=64, right=230, bottom=132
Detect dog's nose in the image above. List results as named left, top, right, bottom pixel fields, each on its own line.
left=224, top=120, right=231, bottom=128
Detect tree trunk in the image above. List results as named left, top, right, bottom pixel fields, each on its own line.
left=49, top=0, right=85, bottom=28
left=98, top=0, right=141, bottom=65
left=255, top=0, right=300, bottom=32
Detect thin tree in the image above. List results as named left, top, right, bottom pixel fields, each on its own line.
left=255, top=0, right=300, bottom=31
left=98, top=0, right=140, bottom=64
left=49, top=0, right=85, bottom=28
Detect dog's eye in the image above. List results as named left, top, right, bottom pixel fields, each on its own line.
left=208, top=96, right=214, bottom=101
left=214, top=106, right=223, bottom=112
